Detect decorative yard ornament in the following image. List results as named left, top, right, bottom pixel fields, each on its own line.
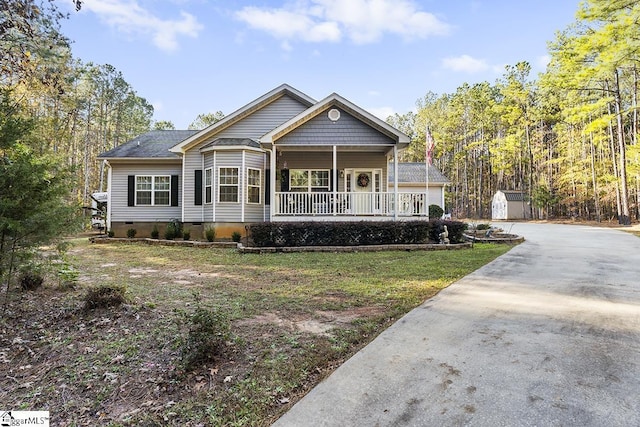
left=439, top=225, right=449, bottom=244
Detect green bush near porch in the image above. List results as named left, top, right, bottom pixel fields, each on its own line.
left=246, top=220, right=467, bottom=247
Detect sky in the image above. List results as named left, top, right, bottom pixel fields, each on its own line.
left=59, top=0, right=581, bottom=129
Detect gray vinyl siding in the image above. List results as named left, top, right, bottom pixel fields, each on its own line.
left=183, top=95, right=307, bottom=222
left=244, top=152, right=267, bottom=222
left=212, top=95, right=309, bottom=139
left=183, top=149, right=203, bottom=222
left=203, top=152, right=214, bottom=223
left=277, top=108, right=395, bottom=146
left=110, top=162, right=181, bottom=222
left=280, top=152, right=387, bottom=190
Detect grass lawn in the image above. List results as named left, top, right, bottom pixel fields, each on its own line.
left=0, top=238, right=512, bottom=426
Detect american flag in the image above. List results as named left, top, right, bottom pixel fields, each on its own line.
left=426, top=127, right=435, bottom=165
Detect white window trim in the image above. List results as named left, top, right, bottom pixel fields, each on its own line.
left=218, top=167, right=239, bottom=203
left=204, top=167, right=213, bottom=204
left=247, top=167, right=261, bottom=204
left=135, top=175, right=171, bottom=206
left=289, top=169, right=331, bottom=192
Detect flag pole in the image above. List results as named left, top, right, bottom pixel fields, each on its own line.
left=426, top=125, right=431, bottom=220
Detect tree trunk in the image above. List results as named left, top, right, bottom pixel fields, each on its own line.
left=589, top=130, right=601, bottom=222
left=614, top=69, right=631, bottom=225
left=606, top=87, right=622, bottom=220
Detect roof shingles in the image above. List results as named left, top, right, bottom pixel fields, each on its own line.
left=388, top=162, right=449, bottom=184
left=98, top=130, right=198, bottom=159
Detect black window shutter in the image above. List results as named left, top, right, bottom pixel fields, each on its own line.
left=171, top=175, right=179, bottom=206
left=264, top=169, right=271, bottom=205
left=330, top=169, right=334, bottom=192
left=127, top=175, right=135, bottom=206
left=280, top=169, right=289, bottom=192
left=194, top=170, right=203, bottom=206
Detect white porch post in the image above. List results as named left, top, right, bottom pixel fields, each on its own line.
left=393, top=145, right=398, bottom=220
left=333, top=145, right=337, bottom=216
left=263, top=152, right=268, bottom=222
left=241, top=151, right=246, bottom=222
left=201, top=153, right=205, bottom=222
left=106, top=164, right=112, bottom=231
left=212, top=151, right=217, bottom=222
left=270, top=146, right=277, bottom=221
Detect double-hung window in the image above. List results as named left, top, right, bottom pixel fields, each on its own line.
left=218, top=167, right=239, bottom=202
left=204, top=168, right=212, bottom=204
left=136, top=175, right=170, bottom=206
left=289, top=169, right=330, bottom=192
left=247, top=168, right=261, bottom=204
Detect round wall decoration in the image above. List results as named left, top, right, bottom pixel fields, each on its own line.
left=357, top=173, right=370, bottom=188
left=328, top=108, right=341, bottom=122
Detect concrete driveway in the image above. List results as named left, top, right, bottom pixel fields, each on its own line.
left=273, top=223, right=640, bottom=426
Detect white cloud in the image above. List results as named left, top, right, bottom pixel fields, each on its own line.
left=441, top=55, right=489, bottom=73
left=235, top=0, right=450, bottom=47
left=81, top=0, right=203, bottom=52
left=234, top=6, right=340, bottom=43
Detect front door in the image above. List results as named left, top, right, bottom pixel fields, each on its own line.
left=349, top=170, right=381, bottom=214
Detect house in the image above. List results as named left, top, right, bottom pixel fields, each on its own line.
left=491, top=190, right=529, bottom=220
left=98, top=84, right=447, bottom=238
left=388, top=162, right=449, bottom=216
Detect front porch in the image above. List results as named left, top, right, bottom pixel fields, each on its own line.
left=272, top=191, right=429, bottom=221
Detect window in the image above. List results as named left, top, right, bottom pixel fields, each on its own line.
left=289, top=169, right=330, bottom=192
left=247, top=168, right=261, bottom=204
left=218, top=167, right=239, bottom=202
left=205, top=168, right=212, bottom=204
left=136, top=175, right=170, bottom=206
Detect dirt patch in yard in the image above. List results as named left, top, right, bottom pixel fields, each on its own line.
left=237, top=306, right=386, bottom=336
left=1, top=237, right=509, bottom=426
left=0, top=246, right=396, bottom=426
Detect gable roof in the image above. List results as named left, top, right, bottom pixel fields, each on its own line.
left=98, top=130, right=198, bottom=160
left=499, top=190, right=526, bottom=201
left=388, top=162, right=450, bottom=184
left=170, top=84, right=316, bottom=154
left=260, top=93, right=410, bottom=149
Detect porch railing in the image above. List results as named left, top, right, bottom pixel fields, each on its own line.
left=274, top=192, right=428, bottom=217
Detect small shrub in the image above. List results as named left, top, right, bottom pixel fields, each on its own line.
left=107, top=230, right=115, bottom=237
left=178, top=302, right=230, bottom=371
left=57, top=265, right=79, bottom=289
left=205, top=226, right=215, bottom=242
left=19, top=271, right=44, bottom=291
left=126, top=228, right=137, bottom=238
left=84, top=285, right=127, bottom=310
left=164, top=225, right=176, bottom=240
left=164, top=220, right=183, bottom=240
left=476, top=223, right=491, bottom=230
left=231, top=231, right=241, bottom=243
left=429, top=204, right=444, bottom=220
left=183, top=229, right=191, bottom=241
left=151, top=224, right=160, bottom=239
